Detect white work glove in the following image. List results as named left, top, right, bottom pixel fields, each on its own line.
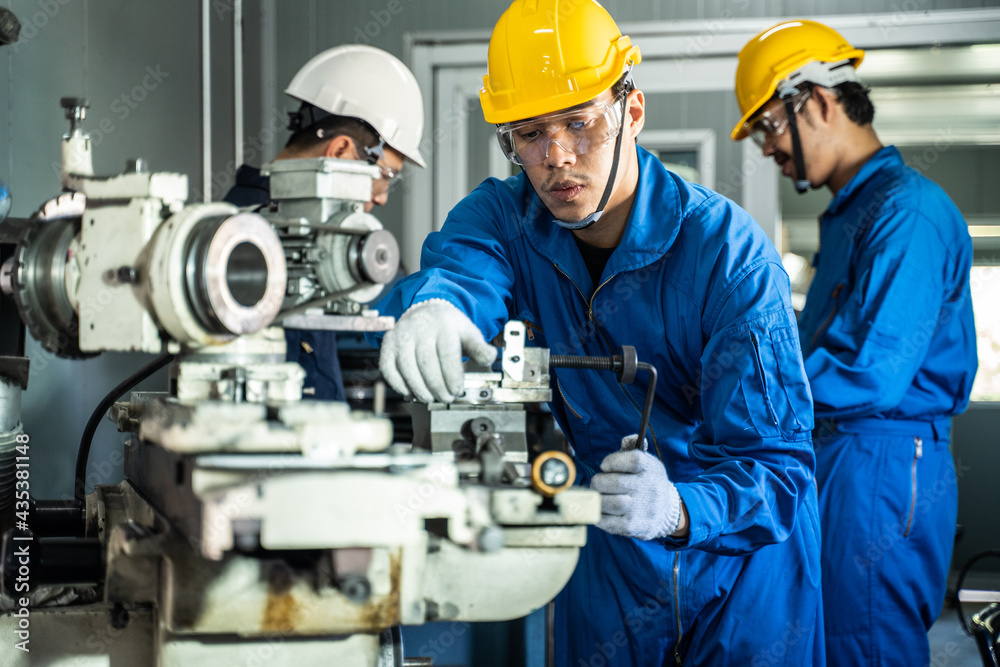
left=591, top=435, right=683, bottom=541
left=379, top=299, right=497, bottom=404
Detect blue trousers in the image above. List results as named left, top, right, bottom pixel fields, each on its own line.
left=814, top=419, right=958, bottom=667
left=554, top=503, right=825, bottom=666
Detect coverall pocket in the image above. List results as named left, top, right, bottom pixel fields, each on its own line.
left=554, top=376, right=595, bottom=468
left=770, top=327, right=813, bottom=434
left=739, top=327, right=812, bottom=438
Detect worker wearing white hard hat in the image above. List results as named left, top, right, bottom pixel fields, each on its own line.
left=224, top=44, right=425, bottom=401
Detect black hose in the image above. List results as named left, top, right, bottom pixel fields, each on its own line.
left=955, top=549, right=1000, bottom=635
left=73, top=353, right=174, bottom=506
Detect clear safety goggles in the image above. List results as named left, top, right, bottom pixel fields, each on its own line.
left=745, top=88, right=812, bottom=149
left=371, top=161, right=402, bottom=194
left=496, top=97, right=624, bottom=166
left=352, top=138, right=403, bottom=193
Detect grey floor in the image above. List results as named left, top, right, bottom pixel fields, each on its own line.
left=931, top=570, right=1000, bottom=667
left=929, top=604, right=988, bottom=667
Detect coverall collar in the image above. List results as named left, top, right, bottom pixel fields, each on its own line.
left=520, top=146, right=684, bottom=293
left=823, top=145, right=902, bottom=218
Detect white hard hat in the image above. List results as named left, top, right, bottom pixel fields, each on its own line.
left=285, top=45, right=426, bottom=168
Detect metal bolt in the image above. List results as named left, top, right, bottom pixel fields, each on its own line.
left=116, top=266, right=138, bottom=284
left=340, top=575, right=372, bottom=603
left=540, top=458, right=570, bottom=487
left=108, top=603, right=130, bottom=630
left=511, top=355, right=521, bottom=362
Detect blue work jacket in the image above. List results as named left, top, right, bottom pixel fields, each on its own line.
left=374, top=147, right=816, bottom=556
left=798, top=146, right=977, bottom=421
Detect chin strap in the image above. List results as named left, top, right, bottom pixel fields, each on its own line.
left=780, top=88, right=811, bottom=194
left=553, top=95, right=630, bottom=231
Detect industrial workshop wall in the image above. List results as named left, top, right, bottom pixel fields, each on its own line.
left=0, top=0, right=257, bottom=500
left=404, top=9, right=1000, bottom=273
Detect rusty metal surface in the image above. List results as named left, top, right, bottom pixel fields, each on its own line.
left=162, top=546, right=403, bottom=635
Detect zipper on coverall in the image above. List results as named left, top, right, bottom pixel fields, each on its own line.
left=904, top=437, right=923, bottom=537
left=553, top=262, right=683, bottom=663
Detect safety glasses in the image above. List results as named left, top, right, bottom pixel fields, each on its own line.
left=496, top=97, right=624, bottom=166
left=371, top=161, right=402, bottom=194
left=746, top=88, right=812, bottom=149
left=354, top=138, right=403, bottom=193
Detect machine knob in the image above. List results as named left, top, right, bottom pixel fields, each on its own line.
left=531, top=450, right=576, bottom=498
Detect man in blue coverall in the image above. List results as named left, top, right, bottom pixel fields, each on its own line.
left=731, top=20, right=978, bottom=666
left=370, top=1, right=824, bottom=664
left=225, top=44, right=425, bottom=401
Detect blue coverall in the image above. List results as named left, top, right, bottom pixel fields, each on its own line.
left=224, top=165, right=347, bottom=401
left=797, top=146, right=977, bottom=667
left=372, top=148, right=825, bottom=665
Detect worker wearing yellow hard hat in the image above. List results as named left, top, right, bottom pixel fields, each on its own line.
left=732, top=19, right=865, bottom=193
left=732, top=20, right=977, bottom=667
left=481, top=0, right=642, bottom=231
left=373, top=1, right=824, bottom=664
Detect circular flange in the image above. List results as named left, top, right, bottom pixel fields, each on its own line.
left=200, top=212, right=287, bottom=335
left=146, top=203, right=287, bottom=347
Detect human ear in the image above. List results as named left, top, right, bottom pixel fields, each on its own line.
left=324, top=135, right=357, bottom=159
left=627, top=89, right=645, bottom=139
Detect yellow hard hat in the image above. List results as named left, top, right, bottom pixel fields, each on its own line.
left=480, top=0, right=641, bottom=125
left=730, top=20, right=864, bottom=140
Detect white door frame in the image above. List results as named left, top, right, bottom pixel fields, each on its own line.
left=640, top=129, right=717, bottom=190
left=402, top=9, right=1000, bottom=272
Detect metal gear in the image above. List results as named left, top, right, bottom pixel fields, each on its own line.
left=11, top=193, right=96, bottom=359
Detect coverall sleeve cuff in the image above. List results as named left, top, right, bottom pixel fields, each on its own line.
left=659, top=483, right=709, bottom=549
